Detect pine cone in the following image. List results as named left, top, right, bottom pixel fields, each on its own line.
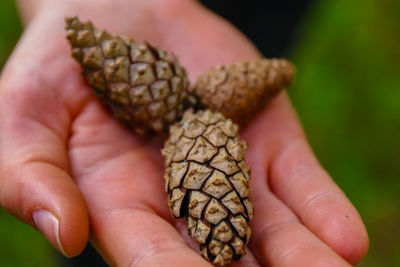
left=162, top=110, right=253, bottom=266
left=193, top=58, right=295, bottom=124
left=65, top=17, right=190, bottom=133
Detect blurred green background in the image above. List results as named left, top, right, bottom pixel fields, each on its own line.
left=0, top=0, right=399, bottom=266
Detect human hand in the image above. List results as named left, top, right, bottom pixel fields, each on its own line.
left=0, top=0, right=368, bottom=266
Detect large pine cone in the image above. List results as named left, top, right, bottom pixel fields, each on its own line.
left=65, top=17, right=190, bottom=133
left=162, top=110, right=253, bottom=266
left=193, top=58, right=295, bottom=124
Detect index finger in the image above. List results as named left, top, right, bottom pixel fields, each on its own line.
left=243, top=92, right=369, bottom=264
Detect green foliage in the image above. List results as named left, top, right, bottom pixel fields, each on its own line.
left=0, top=0, right=22, bottom=68
left=0, top=0, right=399, bottom=266
left=0, top=209, right=56, bottom=266
left=289, top=0, right=400, bottom=265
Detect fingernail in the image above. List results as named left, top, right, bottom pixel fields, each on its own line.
left=32, top=209, right=68, bottom=257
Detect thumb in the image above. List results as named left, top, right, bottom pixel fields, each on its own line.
left=0, top=53, right=89, bottom=257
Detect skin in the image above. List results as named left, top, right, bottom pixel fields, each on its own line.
left=0, top=0, right=368, bottom=266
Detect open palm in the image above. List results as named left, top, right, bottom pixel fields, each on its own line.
left=0, top=1, right=368, bottom=266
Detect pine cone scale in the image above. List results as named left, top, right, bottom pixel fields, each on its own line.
left=163, top=110, right=253, bottom=266
left=65, top=17, right=190, bottom=133
left=194, top=58, right=295, bottom=124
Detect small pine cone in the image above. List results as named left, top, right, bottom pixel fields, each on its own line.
left=65, top=17, right=190, bottom=133
left=193, top=58, right=295, bottom=124
left=162, top=110, right=253, bottom=266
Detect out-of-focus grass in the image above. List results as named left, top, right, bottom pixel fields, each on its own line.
left=0, top=0, right=399, bottom=266
left=289, top=0, right=400, bottom=265
left=0, top=0, right=22, bottom=68
left=0, top=209, right=56, bottom=266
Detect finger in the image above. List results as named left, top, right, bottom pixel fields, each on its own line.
left=246, top=125, right=352, bottom=267
left=91, top=207, right=211, bottom=267
left=249, top=182, right=351, bottom=266
left=243, top=93, right=369, bottom=264
left=0, top=37, right=89, bottom=256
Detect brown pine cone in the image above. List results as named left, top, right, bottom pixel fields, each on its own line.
left=193, top=58, right=295, bottom=124
left=162, top=110, right=253, bottom=266
left=65, top=17, right=190, bottom=133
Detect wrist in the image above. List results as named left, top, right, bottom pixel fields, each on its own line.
left=17, top=0, right=46, bottom=23
left=17, top=0, right=116, bottom=24
left=17, top=0, right=85, bottom=24
left=17, top=0, right=190, bottom=24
